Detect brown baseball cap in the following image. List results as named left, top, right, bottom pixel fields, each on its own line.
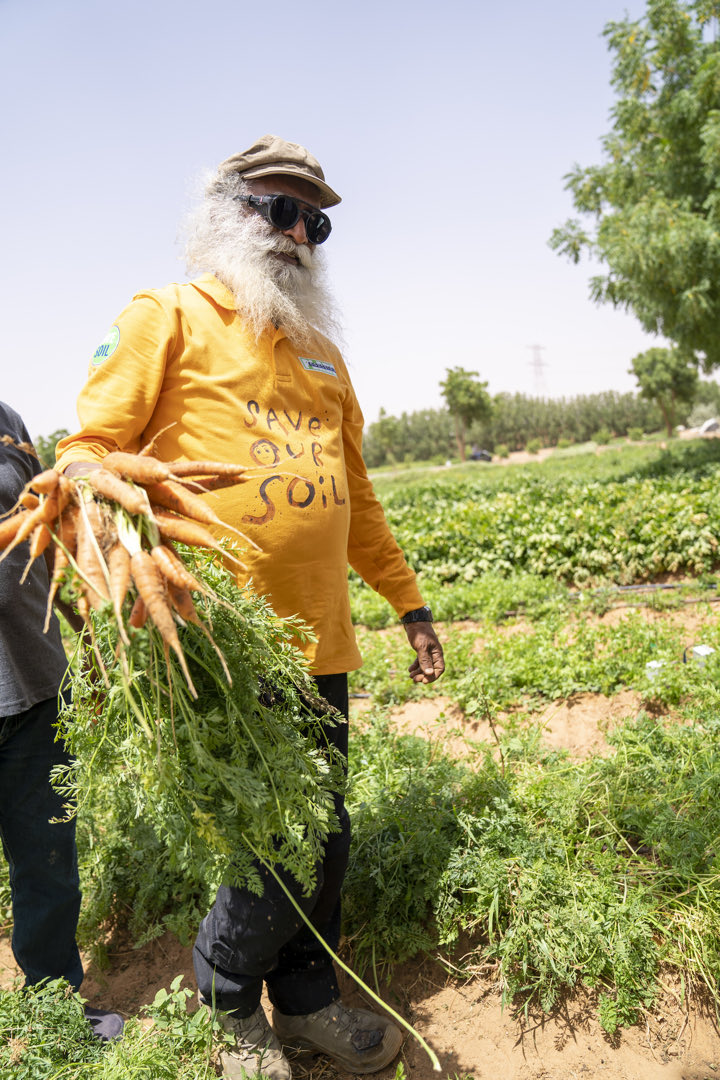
left=217, top=134, right=341, bottom=208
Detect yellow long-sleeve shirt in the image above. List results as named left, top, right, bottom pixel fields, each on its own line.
left=56, top=274, right=423, bottom=674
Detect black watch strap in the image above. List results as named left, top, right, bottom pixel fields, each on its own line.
left=401, top=605, right=433, bottom=625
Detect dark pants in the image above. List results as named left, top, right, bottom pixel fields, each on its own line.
left=193, top=673, right=351, bottom=1017
left=0, top=696, right=83, bottom=990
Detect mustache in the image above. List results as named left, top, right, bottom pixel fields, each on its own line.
left=267, top=232, right=314, bottom=270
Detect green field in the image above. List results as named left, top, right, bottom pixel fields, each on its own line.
left=4, top=437, right=720, bottom=1077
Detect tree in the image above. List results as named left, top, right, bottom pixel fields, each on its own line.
left=439, top=367, right=492, bottom=460
left=33, top=428, right=70, bottom=470
left=550, top=0, right=720, bottom=369
left=630, top=346, right=699, bottom=435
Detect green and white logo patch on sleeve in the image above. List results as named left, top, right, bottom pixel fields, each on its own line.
left=92, top=325, right=120, bottom=366
left=298, top=355, right=337, bottom=377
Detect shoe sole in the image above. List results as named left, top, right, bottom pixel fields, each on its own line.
left=280, top=1026, right=403, bottom=1074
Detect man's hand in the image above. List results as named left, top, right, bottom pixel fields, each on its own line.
left=404, top=622, right=445, bottom=684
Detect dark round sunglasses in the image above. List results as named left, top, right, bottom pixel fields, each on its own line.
left=236, top=193, right=332, bottom=245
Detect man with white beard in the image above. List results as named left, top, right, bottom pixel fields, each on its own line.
left=56, top=135, right=444, bottom=1079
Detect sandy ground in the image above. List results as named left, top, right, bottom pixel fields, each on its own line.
left=3, top=610, right=720, bottom=1078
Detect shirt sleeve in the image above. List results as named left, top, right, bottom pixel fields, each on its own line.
left=341, top=377, right=424, bottom=617
left=55, top=292, right=176, bottom=469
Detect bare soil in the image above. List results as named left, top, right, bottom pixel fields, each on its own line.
left=2, top=607, right=720, bottom=1078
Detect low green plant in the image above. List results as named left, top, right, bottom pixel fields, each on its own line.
left=494, top=443, right=509, bottom=458
left=628, top=426, right=644, bottom=441
left=593, top=426, right=612, bottom=445
left=526, top=438, right=542, bottom=454
left=345, top=702, right=720, bottom=1033
left=0, top=977, right=220, bottom=1078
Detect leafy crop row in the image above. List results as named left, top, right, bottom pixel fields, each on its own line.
left=361, top=440, right=720, bottom=588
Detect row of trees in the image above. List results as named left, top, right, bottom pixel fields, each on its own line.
left=362, top=376, right=720, bottom=468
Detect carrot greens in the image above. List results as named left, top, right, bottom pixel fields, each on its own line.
left=53, top=549, right=344, bottom=896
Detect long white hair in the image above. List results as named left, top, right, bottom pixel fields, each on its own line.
left=183, top=171, right=342, bottom=348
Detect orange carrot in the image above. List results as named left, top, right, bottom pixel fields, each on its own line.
left=75, top=499, right=110, bottom=609
left=147, top=480, right=259, bottom=549
left=44, top=544, right=69, bottom=632
left=75, top=589, right=91, bottom=627
left=129, top=594, right=148, bottom=628
left=19, top=523, right=53, bottom=583
left=180, top=474, right=249, bottom=493
left=107, top=542, right=131, bottom=623
left=167, top=582, right=231, bottom=683
left=86, top=469, right=151, bottom=517
left=0, top=510, right=30, bottom=550
left=130, top=550, right=197, bottom=696
left=102, top=452, right=173, bottom=485
left=19, top=491, right=40, bottom=509
left=137, top=422, right=177, bottom=457
left=0, top=434, right=36, bottom=457
left=0, top=490, right=68, bottom=560
left=163, top=461, right=248, bottom=479
left=30, top=523, right=52, bottom=560
left=28, top=469, right=61, bottom=495
left=150, top=543, right=204, bottom=592
left=145, top=480, right=226, bottom=527
left=56, top=506, right=79, bottom=559
left=168, top=583, right=201, bottom=624
left=152, top=510, right=233, bottom=556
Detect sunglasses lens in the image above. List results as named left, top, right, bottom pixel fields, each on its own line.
left=306, top=213, right=331, bottom=244
left=268, top=196, right=301, bottom=230
left=256, top=195, right=331, bottom=244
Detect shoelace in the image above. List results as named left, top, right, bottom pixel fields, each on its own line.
left=231, top=1011, right=279, bottom=1055
left=317, top=1003, right=355, bottom=1034
left=315, top=1004, right=383, bottom=1050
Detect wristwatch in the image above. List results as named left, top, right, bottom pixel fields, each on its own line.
left=400, top=605, right=433, bottom=625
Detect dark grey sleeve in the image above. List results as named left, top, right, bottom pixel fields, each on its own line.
left=0, top=402, right=69, bottom=716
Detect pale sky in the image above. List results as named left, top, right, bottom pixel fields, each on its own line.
left=0, top=0, right=656, bottom=441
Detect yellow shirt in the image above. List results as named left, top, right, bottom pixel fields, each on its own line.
left=56, top=274, right=423, bottom=674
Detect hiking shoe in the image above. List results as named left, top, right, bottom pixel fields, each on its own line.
left=84, top=1006, right=124, bottom=1041
left=216, top=1004, right=292, bottom=1080
left=272, top=1000, right=403, bottom=1074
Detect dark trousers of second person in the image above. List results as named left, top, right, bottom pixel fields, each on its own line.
left=193, top=673, right=350, bottom=1016
left=0, top=696, right=83, bottom=990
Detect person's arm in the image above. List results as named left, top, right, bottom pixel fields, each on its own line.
left=339, top=372, right=445, bottom=683
left=55, top=292, right=175, bottom=472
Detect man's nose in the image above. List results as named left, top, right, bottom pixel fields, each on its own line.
left=282, top=216, right=309, bottom=245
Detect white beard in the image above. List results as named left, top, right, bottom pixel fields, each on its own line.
left=183, top=185, right=342, bottom=349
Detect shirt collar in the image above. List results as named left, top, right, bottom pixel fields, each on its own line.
left=190, top=273, right=237, bottom=310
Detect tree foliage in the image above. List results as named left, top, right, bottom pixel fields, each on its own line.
left=630, top=346, right=700, bottom=434
left=33, top=427, right=70, bottom=470
left=551, top=0, right=720, bottom=368
left=362, top=389, right=676, bottom=466
left=440, top=366, right=492, bottom=460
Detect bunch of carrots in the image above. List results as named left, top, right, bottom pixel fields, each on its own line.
left=0, top=443, right=255, bottom=697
